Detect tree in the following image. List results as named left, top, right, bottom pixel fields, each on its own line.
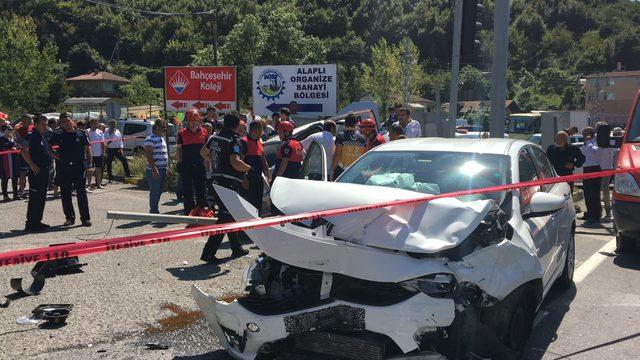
left=458, top=65, right=490, bottom=101
left=0, top=15, right=65, bottom=113
left=120, top=75, right=163, bottom=116
left=67, top=42, right=105, bottom=76
left=361, top=38, right=402, bottom=113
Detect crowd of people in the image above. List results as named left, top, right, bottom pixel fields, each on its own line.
left=4, top=102, right=617, bottom=263
left=546, top=123, right=623, bottom=224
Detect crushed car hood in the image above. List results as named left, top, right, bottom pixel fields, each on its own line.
left=269, top=177, right=494, bottom=253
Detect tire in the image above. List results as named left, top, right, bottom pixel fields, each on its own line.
left=616, top=233, right=635, bottom=253
left=557, top=231, right=575, bottom=289
left=480, top=284, right=536, bottom=359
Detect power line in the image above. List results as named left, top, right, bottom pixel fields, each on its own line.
left=84, top=0, right=213, bottom=16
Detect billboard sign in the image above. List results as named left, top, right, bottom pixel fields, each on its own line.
left=164, top=66, right=236, bottom=112
left=252, top=64, right=337, bottom=117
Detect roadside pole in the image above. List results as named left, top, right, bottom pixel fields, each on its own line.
left=489, top=0, right=510, bottom=138
left=447, top=0, right=464, bottom=138
left=211, top=0, right=218, bottom=66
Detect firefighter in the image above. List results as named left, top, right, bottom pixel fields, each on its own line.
left=176, top=109, right=208, bottom=215
left=240, top=121, right=270, bottom=213
left=272, top=121, right=302, bottom=182
left=359, top=118, right=386, bottom=150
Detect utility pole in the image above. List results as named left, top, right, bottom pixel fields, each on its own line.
left=447, top=0, right=464, bottom=138
left=489, top=0, right=510, bottom=138
left=211, top=0, right=218, bottom=66
left=402, top=35, right=411, bottom=107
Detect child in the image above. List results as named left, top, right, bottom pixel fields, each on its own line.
left=0, top=125, right=20, bottom=201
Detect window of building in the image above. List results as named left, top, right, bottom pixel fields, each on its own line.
left=607, top=78, right=615, bottom=87
left=606, top=92, right=616, bottom=101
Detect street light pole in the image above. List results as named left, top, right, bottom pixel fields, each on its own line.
left=447, top=0, right=464, bottom=138
left=489, top=0, right=510, bottom=138
left=211, top=0, right=218, bottom=66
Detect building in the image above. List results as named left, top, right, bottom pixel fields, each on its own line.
left=585, top=66, right=640, bottom=127
left=65, top=71, right=131, bottom=121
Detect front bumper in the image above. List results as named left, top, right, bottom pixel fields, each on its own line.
left=191, top=284, right=455, bottom=360
left=613, top=199, right=640, bottom=239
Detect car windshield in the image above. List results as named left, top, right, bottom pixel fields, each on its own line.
left=337, top=151, right=511, bottom=203
left=626, top=99, right=640, bottom=142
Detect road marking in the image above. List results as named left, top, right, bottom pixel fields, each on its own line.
left=573, top=237, right=616, bottom=283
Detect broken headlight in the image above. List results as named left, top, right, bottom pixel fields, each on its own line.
left=400, top=273, right=457, bottom=298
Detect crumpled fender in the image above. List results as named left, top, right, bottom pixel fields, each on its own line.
left=447, top=239, right=543, bottom=300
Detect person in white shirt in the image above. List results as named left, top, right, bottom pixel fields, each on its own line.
left=581, top=126, right=602, bottom=224
left=86, top=119, right=105, bottom=189
left=393, top=108, right=422, bottom=138
left=104, top=119, right=131, bottom=182
left=597, top=122, right=618, bottom=220
left=300, top=120, right=336, bottom=170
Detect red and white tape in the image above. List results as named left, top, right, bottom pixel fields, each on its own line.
left=0, top=168, right=632, bottom=267
left=0, top=135, right=145, bottom=157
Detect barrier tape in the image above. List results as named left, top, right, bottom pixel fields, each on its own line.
left=0, top=167, right=630, bottom=268
left=0, top=135, right=146, bottom=156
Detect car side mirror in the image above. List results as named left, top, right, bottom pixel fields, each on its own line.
left=523, top=192, right=565, bottom=220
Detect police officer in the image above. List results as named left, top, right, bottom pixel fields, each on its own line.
left=21, top=115, right=53, bottom=231
left=49, top=112, right=92, bottom=227
left=200, top=113, right=252, bottom=263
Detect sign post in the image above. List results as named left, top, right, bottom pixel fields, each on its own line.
left=164, top=66, right=237, bottom=112
left=252, top=64, right=337, bottom=118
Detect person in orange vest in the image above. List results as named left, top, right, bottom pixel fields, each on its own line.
left=272, top=121, right=302, bottom=183
left=360, top=118, right=386, bottom=150
left=240, top=121, right=270, bottom=214
left=176, top=109, right=208, bottom=215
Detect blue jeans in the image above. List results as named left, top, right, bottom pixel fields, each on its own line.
left=146, top=168, right=166, bottom=214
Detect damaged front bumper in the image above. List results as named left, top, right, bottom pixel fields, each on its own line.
left=192, top=284, right=454, bottom=360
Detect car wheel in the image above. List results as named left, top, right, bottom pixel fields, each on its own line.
left=616, top=233, right=635, bottom=253
left=558, top=231, right=575, bottom=289
left=480, top=284, right=536, bottom=358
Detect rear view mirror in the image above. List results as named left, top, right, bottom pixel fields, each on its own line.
left=523, top=192, right=565, bottom=219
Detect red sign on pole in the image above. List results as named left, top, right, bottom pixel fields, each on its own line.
left=164, top=66, right=236, bottom=112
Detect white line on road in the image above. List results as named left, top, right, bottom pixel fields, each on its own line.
left=574, top=237, right=617, bottom=284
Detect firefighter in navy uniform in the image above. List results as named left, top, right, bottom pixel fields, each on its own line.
left=49, top=113, right=92, bottom=227
left=200, top=113, right=252, bottom=263
left=240, top=121, right=270, bottom=214
left=272, top=121, right=303, bottom=182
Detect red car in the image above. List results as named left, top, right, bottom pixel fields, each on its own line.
left=613, top=90, right=640, bottom=252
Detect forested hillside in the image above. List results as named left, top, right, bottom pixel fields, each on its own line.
left=1, top=0, right=639, bottom=114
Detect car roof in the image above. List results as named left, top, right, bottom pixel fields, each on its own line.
left=373, top=137, right=526, bottom=155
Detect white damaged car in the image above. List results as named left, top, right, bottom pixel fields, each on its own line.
left=192, top=138, right=576, bottom=360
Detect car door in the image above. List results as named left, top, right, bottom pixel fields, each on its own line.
left=300, top=141, right=327, bottom=181
left=529, top=146, right=571, bottom=274
left=518, top=147, right=556, bottom=286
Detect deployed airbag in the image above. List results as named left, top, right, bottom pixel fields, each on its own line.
left=270, top=178, right=493, bottom=253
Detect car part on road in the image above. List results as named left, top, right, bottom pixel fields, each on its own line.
left=17, top=304, right=73, bottom=326
left=10, top=274, right=46, bottom=296
left=144, top=343, right=170, bottom=350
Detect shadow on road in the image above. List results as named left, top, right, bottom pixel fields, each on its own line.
left=165, top=264, right=229, bottom=281
left=173, top=351, right=232, bottom=360
left=613, top=250, right=640, bottom=270
left=523, top=284, right=577, bottom=359
left=0, top=225, right=80, bottom=241
left=115, top=221, right=150, bottom=229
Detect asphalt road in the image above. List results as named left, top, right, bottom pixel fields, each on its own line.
left=0, top=184, right=638, bottom=359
